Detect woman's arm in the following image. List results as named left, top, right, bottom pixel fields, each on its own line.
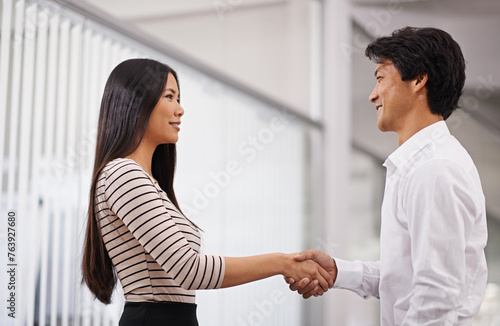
left=102, top=160, right=332, bottom=292
left=222, top=253, right=333, bottom=292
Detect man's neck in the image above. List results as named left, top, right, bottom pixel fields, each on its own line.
left=397, top=110, right=443, bottom=146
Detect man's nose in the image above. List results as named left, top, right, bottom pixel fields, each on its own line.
left=369, top=85, right=378, bottom=103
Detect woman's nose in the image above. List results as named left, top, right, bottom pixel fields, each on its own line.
left=177, top=104, right=184, bottom=117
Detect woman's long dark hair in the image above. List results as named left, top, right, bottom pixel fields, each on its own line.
left=82, top=58, right=186, bottom=304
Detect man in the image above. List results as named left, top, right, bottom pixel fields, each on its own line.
left=288, top=27, right=488, bottom=325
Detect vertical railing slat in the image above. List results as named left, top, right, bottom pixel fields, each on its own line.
left=6, top=0, right=24, bottom=210
left=18, top=4, right=38, bottom=324
left=0, top=2, right=13, bottom=325
left=40, top=13, right=60, bottom=326
left=73, top=26, right=92, bottom=326
left=61, top=22, right=82, bottom=326
left=5, top=3, right=24, bottom=324
left=27, top=6, right=49, bottom=326
left=49, top=18, right=70, bottom=326
left=35, top=10, right=55, bottom=326
left=0, top=0, right=13, bottom=210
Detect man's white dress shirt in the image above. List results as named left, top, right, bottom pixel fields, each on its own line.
left=334, top=121, right=488, bottom=325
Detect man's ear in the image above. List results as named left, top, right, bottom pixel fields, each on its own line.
left=413, top=73, right=428, bottom=92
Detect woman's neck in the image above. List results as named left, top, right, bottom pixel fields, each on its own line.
left=125, top=142, right=156, bottom=178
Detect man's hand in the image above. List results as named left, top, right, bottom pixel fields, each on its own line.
left=285, top=249, right=337, bottom=299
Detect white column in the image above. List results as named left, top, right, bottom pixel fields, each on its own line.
left=321, top=0, right=352, bottom=325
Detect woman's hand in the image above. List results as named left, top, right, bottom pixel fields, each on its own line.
left=281, top=253, right=333, bottom=296
left=284, top=249, right=337, bottom=298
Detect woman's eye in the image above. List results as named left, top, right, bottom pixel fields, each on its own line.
left=165, top=94, right=173, bottom=99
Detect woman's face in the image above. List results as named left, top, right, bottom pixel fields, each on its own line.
left=143, top=72, right=184, bottom=145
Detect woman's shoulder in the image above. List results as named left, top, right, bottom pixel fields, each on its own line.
left=100, top=158, right=149, bottom=182
left=102, top=157, right=134, bottom=173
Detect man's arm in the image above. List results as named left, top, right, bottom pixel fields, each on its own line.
left=402, top=161, right=478, bottom=324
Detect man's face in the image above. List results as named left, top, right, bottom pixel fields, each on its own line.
left=369, top=60, right=414, bottom=133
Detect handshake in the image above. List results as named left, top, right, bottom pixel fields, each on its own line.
left=283, top=249, right=337, bottom=299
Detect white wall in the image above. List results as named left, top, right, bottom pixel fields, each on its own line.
left=87, top=0, right=316, bottom=117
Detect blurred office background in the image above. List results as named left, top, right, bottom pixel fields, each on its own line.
left=0, top=0, right=499, bottom=325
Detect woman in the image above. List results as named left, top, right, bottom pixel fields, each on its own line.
left=82, top=58, right=332, bottom=325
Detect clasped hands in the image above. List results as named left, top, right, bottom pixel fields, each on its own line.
left=283, top=249, right=337, bottom=299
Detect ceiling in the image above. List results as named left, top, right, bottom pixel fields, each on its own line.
left=81, top=0, right=500, bottom=219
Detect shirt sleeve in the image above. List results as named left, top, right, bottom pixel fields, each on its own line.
left=102, top=161, right=226, bottom=290
left=402, top=159, right=478, bottom=325
left=334, top=259, right=380, bottom=299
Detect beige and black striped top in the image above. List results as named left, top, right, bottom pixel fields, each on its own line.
left=95, top=158, right=225, bottom=303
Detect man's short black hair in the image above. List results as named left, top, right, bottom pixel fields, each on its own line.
left=365, top=27, right=465, bottom=120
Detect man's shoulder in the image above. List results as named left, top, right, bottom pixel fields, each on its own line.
left=405, top=137, right=478, bottom=189
left=432, top=135, right=475, bottom=172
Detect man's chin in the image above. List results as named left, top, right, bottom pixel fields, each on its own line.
left=377, top=121, right=387, bottom=132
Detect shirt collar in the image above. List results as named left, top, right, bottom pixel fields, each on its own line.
left=383, top=121, right=450, bottom=174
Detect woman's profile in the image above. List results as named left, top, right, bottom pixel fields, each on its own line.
left=81, top=58, right=332, bottom=325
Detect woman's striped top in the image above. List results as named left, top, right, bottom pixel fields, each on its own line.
left=95, top=158, right=225, bottom=303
